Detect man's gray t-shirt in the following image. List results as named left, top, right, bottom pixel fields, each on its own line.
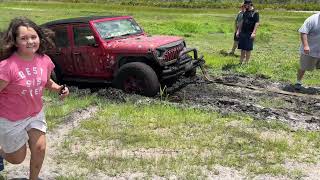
left=299, top=13, right=320, bottom=58
left=235, top=11, right=244, bottom=27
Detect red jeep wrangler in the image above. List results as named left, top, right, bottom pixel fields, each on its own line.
left=43, top=16, right=205, bottom=96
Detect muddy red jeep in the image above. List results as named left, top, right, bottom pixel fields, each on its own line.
left=43, top=16, right=205, bottom=96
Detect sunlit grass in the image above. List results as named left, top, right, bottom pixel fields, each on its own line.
left=0, top=1, right=318, bottom=86
left=44, top=90, right=98, bottom=130
left=1, top=2, right=320, bottom=178
left=53, top=102, right=320, bottom=178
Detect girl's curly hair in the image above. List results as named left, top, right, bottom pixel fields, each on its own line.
left=0, top=17, right=55, bottom=60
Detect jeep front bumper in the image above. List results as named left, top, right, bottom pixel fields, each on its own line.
left=161, top=48, right=205, bottom=80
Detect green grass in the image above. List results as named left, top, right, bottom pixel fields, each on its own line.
left=0, top=1, right=317, bottom=86
left=44, top=89, right=98, bottom=129
left=6, top=0, right=320, bottom=11
left=53, top=101, right=320, bottom=178
left=1, top=2, right=320, bottom=178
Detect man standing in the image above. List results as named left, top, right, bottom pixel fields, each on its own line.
left=228, top=3, right=245, bottom=56
left=295, top=13, right=320, bottom=90
left=236, top=0, right=259, bottom=64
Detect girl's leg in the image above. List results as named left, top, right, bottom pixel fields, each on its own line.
left=28, top=128, right=46, bottom=180
left=0, top=145, right=27, bottom=164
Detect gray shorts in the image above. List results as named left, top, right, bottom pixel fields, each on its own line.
left=300, top=54, right=320, bottom=71
left=0, top=109, right=47, bottom=153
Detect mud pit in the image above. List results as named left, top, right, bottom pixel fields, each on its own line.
left=166, top=73, right=320, bottom=131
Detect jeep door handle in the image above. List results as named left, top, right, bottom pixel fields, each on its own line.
left=73, top=52, right=81, bottom=55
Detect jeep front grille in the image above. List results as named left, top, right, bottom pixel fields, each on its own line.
left=163, top=44, right=184, bottom=61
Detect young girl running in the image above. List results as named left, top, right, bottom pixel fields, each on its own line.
left=0, top=17, right=69, bottom=180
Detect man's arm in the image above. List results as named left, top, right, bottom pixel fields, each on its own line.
left=301, top=33, right=309, bottom=54
left=236, top=21, right=243, bottom=37
left=251, top=22, right=259, bottom=39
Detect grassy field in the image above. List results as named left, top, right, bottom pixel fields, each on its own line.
left=0, top=1, right=318, bottom=84
left=5, top=0, right=320, bottom=11
left=1, top=1, right=320, bottom=179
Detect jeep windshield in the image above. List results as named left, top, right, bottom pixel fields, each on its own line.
left=93, top=19, right=143, bottom=40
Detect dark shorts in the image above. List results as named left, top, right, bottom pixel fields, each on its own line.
left=233, top=32, right=239, bottom=41
left=238, top=33, right=254, bottom=51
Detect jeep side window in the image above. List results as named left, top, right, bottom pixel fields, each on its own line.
left=52, top=26, right=69, bottom=48
left=73, top=26, right=96, bottom=46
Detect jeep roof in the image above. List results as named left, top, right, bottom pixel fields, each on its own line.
left=42, top=16, right=126, bottom=26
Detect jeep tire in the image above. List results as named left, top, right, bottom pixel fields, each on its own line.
left=114, top=62, right=160, bottom=97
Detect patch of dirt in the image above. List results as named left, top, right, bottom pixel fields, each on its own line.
left=166, top=74, right=320, bottom=131
left=3, top=106, right=98, bottom=180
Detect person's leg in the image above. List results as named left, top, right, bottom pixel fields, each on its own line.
left=28, top=129, right=46, bottom=180
left=240, top=50, right=246, bottom=64
left=230, top=41, right=238, bottom=54
left=230, top=33, right=239, bottom=54
left=244, top=50, right=251, bottom=63
left=0, top=118, right=29, bottom=165
left=296, top=54, right=317, bottom=86
left=297, top=69, right=305, bottom=83
left=0, top=145, right=27, bottom=164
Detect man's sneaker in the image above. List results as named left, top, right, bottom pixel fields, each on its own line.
left=294, top=82, right=302, bottom=90
left=0, top=156, right=4, bottom=171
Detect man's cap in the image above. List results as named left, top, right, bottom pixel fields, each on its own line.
left=244, top=0, right=252, bottom=5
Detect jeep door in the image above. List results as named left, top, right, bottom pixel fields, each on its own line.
left=71, top=24, right=105, bottom=77
left=48, top=25, right=73, bottom=76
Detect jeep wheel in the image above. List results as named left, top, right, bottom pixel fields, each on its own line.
left=114, top=62, right=160, bottom=97
left=184, top=68, right=197, bottom=77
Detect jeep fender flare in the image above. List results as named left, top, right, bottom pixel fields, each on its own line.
left=115, top=54, right=160, bottom=77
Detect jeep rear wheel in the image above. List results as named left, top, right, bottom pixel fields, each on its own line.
left=114, top=62, right=160, bottom=97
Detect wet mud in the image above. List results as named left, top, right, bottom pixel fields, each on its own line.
left=166, top=74, right=320, bottom=131
left=60, top=73, right=320, bottom=131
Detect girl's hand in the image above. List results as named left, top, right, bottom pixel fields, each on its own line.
left=59, top=85, right=69, bottom=100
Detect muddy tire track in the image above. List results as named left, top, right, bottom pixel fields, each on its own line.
left=167, top=74, right=320, bottom=131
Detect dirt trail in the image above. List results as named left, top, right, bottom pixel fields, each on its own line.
left=4, top=106, right=98, bottom=180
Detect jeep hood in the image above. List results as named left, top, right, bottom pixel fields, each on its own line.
left=104, top=35, right=183, bottom=53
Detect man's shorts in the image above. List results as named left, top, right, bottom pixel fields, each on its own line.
left=0, top=109, right=47, bottom=154
left=238, top=33, right=254, bottom=51
left=300, top=54, right=320, bottom=71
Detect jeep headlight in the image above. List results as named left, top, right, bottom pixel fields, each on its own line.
left=155, top=49, right=165, bottom=57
